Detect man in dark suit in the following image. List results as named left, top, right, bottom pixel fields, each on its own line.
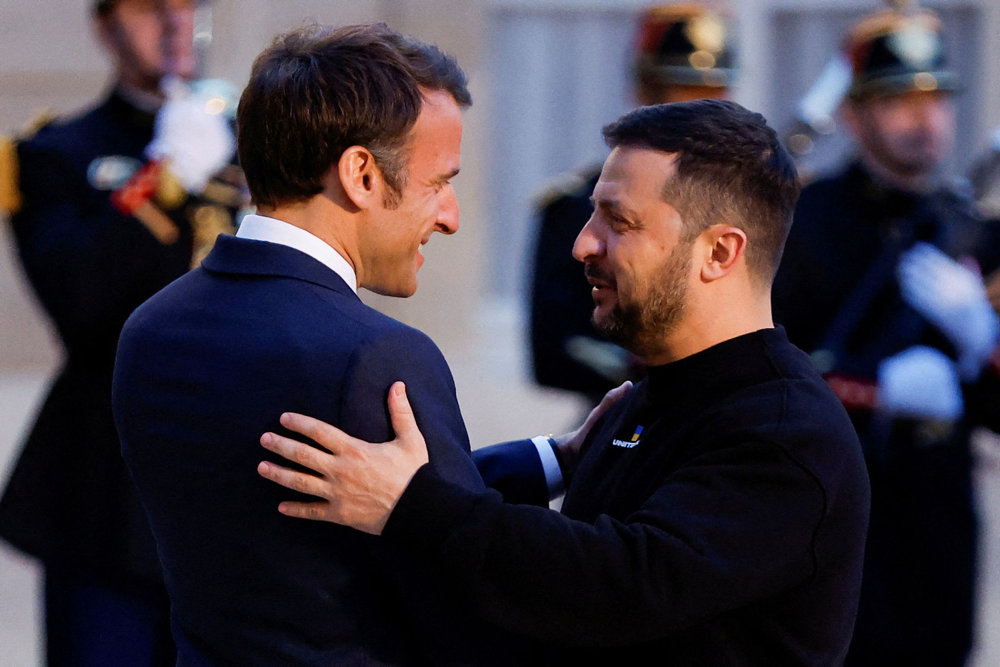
left=113, top=23, right=524, bottom=665
left=0, top=1, right=241, bottom=664
left=258, top=100, right=872, bottom=663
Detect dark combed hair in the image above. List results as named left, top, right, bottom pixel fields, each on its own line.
left=237, top=23, right=471, bottom=209
left=602, top=99, right=800, bottom=283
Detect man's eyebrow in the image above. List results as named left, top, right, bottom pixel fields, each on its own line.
left=590, top=196, right=633, bottom=217
left=435, top=167, right=461, bottom=184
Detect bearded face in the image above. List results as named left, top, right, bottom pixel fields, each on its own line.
left=588, top=237, right=692, bottom=356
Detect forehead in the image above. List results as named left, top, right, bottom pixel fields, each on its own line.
left=406, top=89, right=463, bottom=174
left=858, top=89, right=952, bottom=115
left=112, top=0, right=196, bottom=12
left=593, top=146, right=677, bottom=206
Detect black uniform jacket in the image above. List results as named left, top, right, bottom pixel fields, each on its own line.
left=772, top=161, right=1000, bottom=662
left=0, top=91, right=197, bottom=587
left=0, top=93, right=233, bottom=585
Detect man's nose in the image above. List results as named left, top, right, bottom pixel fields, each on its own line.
left=436, top=186, right=459, bottom=235
left=572, top=215, right=602, bottom=262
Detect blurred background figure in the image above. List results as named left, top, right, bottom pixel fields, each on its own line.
left=970, top=127, right=1000, bottom=222
left=968, top=130, right=1000, bottom=323
left=528, top=1, right=734, bottom=406
left=0, top=0, right=245, bottom=664
left=772, top=5, right=1000, bottom=665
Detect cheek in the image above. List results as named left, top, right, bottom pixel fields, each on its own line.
left=609, top=260, right=643, bottom=304
left=417, top=192, right=439, bottom=221
left=930, top=108, right=956, bottom=143
left=127, top=20, right=165, bottom=62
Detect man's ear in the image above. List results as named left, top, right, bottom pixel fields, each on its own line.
left=337, top=146, right=383, bottom=210
left=700, top=225, right=747, bottom=282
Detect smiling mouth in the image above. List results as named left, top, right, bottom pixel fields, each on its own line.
left=584, top=264, right=615, bottom=291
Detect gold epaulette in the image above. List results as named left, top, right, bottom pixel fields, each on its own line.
left=22, top=109, right=58, bottom=137
left=1, top=110, right=58, bottom=216
left=532, top=164, right=602, bottom=210
left=0, top=135, right=20, bottom=215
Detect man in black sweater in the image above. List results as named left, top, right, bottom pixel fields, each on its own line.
left=257, top=100, right=871, bottom=664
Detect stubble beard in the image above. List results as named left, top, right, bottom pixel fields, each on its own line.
left=592, top=242, right=691, bottom=356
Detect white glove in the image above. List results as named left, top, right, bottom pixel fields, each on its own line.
left=897, top=241, right=999, bottom=380
left=878, top=345, right=964, bottom=420
left=146, top=76, right=236, bottom=193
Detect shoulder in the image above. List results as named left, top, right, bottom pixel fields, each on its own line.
left=14, top=103, right=117, bottom=189
left=353, top=318, right=449, bottom=374
left=795, top=166, right=853, bottom=214
left=700, top=334, right=858, bottom=457
left=933, top=178, right=987, bottom=222
left=533, top=163, right=603, bottom=212
left=761, top=336, right=865, bottom=478
left=785, top=166, right=859, bottom=252
left=18, top=99, right=107, bottom=153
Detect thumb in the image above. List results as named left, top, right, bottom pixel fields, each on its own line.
left=586, top=380, right=632, bottom=429
left=387, top=382, right=421, bottom=447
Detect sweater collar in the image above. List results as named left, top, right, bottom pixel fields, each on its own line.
left=642, top=327, right=787, bottom=409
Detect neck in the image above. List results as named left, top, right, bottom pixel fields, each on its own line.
left=857, top=152, right=938, bottom=195
left=114, top=78, right=165, bottom=112
left=641, top=284, right=774, bottom=366
left=258, top=197, right=358, bottom=272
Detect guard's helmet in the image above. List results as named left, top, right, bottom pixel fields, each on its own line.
left=844, top=8, right=959, bottom=101
left=632, top=3, right=735, bottom=89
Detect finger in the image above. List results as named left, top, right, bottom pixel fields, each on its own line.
left=279, top=412, right=356, bottom=454
left=596, top=379, right=633, bottom=413
left=257, top=460, right=329, bottom=497
left=276, top=500, right=335, bottom=522
left=260, top=431, right=334, bottom=474
left=914, top=246, right=968, bottom=280
left=583, top=380, right=633, bottom=430
left=910, top=242, right=945, bottom=263
left=897, top=260, right=938, bottom=297
left=606, top=380, right=633, bottom=403
left=899, top=254, right=938, bottom=286
left=387, top=382, right=421, bottom=443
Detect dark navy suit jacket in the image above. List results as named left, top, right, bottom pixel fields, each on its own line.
left=113, top=234, right=523, bottom=665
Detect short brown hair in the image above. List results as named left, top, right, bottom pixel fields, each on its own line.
left=237, top=23, right=471, bottom=209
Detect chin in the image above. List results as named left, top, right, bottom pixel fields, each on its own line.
left=370, top=279, right=418, bottom=298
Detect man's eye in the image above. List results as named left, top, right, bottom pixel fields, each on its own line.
left=608, top=215, right=631, bottom=231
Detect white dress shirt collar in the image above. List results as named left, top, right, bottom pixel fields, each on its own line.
left=236, top=213, right=358, bottom=294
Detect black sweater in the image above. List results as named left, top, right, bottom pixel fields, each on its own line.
left=386, top=327, right=870, bottom=665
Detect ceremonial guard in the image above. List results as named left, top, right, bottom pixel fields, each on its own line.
left=0, top=1, right=245, bottom=663
left=772, top=5, right=1000, bottom=664
left=529, top=2, right=734, bottom=404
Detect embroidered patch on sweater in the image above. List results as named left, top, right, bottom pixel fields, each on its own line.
left=612, top=425, right=644, bottom=449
